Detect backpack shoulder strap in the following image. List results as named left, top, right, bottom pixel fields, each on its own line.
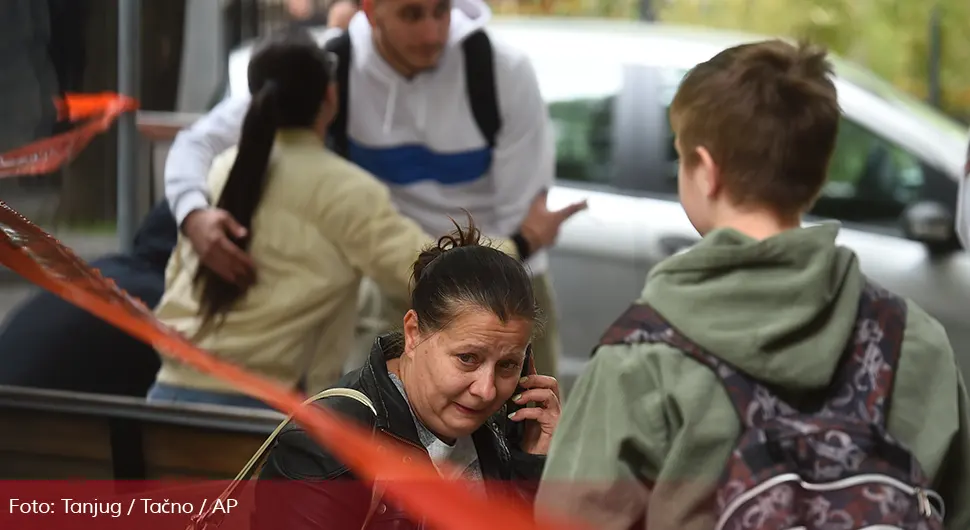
left=594, top=303, right=776, bottom=427
left=187, top=388, right=377, bottom=530
left=324, top=31, right=352, bottom=158
left=595, top=303, right=673, bottom=351
left=823, top=280, right=908, bottom=427
left=462, top=30, right=501, bottom=148
left=596, top=303, right=779, bottom=428
left=327, top=30, right=498, bottom=153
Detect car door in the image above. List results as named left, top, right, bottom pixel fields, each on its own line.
left=526, top=55, right=691, bottom=384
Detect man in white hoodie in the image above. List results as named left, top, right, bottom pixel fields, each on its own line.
left=163, top=0, right=584, bottom=379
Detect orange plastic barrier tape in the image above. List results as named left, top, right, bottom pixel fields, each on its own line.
left=0, top=202, right=584, bottom=530
left=0, top=93, right=138, bottom=178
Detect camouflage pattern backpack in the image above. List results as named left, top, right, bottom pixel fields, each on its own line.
left=597, top=281, right=946, bottom=529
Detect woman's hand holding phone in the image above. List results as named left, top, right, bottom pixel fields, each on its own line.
left=508, top=353, right=562, bottom=455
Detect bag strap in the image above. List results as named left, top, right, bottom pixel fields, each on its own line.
left=324, top=31, right=352, bottom=158
left=822, top=280, right=907, bottom=428
left=234, top=388, right=376, bottom=484
left=595, top=302, right=765, bottom=426
left=324, top=30, right=500, bottom=156
left=186, top=388, right=378, bottom=530
left=462, top=30, right=501, bottom=149
left=595, top=280, right=907, bottom=430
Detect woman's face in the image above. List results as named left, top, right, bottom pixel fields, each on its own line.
left=401, top=307, right=532, bottom=441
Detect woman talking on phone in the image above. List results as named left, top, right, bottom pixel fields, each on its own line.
left=252, top=223, right=562, bottom=529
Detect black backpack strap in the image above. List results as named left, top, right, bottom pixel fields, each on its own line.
left=596, top=303, right=775, bottom=428
left=326, top=31, right=497, bottom=154
left=462, top=30, right=501, bottom=148
left=324, top=31, right=352, bottom=159
left=823, top=280, right=907, bottom=428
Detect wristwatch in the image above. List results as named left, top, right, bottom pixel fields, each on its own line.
left=511, top=231, right=532, bottom=262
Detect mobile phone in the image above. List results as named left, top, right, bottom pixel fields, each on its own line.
left=505, top=345, right=533, bottom=444
left=512, top=345, right=533, bottom=401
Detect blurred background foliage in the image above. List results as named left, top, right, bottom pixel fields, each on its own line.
left=492, top=0, right=970, bottom=124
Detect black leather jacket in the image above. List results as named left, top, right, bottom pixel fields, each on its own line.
left=252, top=334, right=546, bottom=529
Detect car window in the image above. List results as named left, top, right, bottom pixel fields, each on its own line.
left=548, top=97, right=615, bottom=184
left=530, top=56, right=621, bottom=186
left=833, top=59, right=968, bottom=144
left=653, top=67, right=926, bottom=227
left=811, top=118, right=925, bottom=225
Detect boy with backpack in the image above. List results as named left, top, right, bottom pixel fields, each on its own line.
left=534, top=39, right=970, bottom=530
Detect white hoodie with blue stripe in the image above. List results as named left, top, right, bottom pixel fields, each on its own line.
left=164, top=0, right=554, bottom=274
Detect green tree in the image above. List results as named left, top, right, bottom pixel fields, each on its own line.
left=659, top=0, right=970, bottom=123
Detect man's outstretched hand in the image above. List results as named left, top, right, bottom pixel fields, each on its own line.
left=519, top=189, right=588, bottom=254
left=181, top=208, right=256, bottom=287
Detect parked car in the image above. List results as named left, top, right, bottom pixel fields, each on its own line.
left=226, top=18, right=970, bottom=394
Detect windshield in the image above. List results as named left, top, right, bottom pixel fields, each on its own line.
left=832, top=58, right=968, bottom=142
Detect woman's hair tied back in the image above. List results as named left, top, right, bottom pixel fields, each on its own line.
left=193, top=27, right=335, bottom=337
left=409, top=211, right=541, bottom=336
left=411, top=211, right=487, bottom=284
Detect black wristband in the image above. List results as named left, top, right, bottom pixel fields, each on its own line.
left=511, top=231, right=532, bottom=262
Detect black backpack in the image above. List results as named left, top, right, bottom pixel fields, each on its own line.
left=323, top=30, right=501, bottom=158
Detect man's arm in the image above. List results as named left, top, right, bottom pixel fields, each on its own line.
left=534, top=345, right=664, bottom=530
left=490, top=48, right=586, bottom=255
left=164, top=94, right=249, bottom=227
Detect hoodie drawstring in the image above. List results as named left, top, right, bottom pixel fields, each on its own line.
left=415, top=88, right=427, bottom=131
left=383, top=81, right=398, bottom=134
left=382, top=80, right=429, bottom=133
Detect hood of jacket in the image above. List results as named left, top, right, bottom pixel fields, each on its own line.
left=642, top=222, right=866, bottom=391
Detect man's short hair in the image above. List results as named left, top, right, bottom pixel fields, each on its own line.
left=670, top=39, right=841, bottom=214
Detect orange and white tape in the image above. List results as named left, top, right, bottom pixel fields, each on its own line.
left=0, top=93, right=138, bottom=178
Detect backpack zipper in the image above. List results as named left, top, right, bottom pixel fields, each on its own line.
left=914, top=487, right=934, bottom=518
left=715, top=473, right=944, bottom=530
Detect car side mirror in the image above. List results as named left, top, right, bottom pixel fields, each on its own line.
left=901, top=201, right=958, bottom=254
